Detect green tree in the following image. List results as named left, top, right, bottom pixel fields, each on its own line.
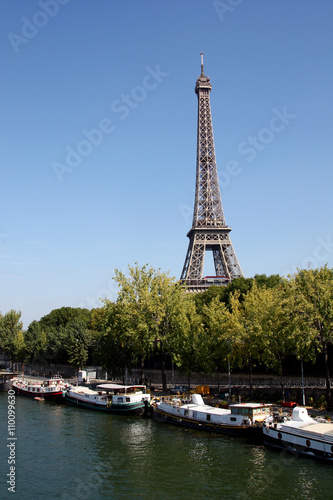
left=65, top=319, right=90, bottom=370
left=24, top=320, right=47, bottom=363
left=288, top=266, right=333, bottom=398
left=39, top=307, right=91, bottom=330
left=49, top=327, right=68, bottom=364
left=112, top=263, right=177, bottom=382
left=169, top=294, right=204, bottom=387
left=232, top=286, right=283, bottom=398
left=154, top=281, right=193, bottom=390
left=248, top=283, right=295, bottom=400
left=94, top=302, right=137, bottom=381
left=0, top=310, right=25, bottom=363
left=194, top=274, right=283, bottom=313
left=202, top=295, right=243, bottom=393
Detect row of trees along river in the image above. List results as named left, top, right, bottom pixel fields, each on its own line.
left=1, top=264, right=333, bottom=401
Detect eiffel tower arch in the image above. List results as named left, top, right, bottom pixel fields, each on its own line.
left=180, top=54, right=243, bottom=291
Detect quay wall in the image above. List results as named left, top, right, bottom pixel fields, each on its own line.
left=5, top=361, right=332, bottom=404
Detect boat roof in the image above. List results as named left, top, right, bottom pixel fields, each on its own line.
left=70, top=387, right=100, bottom=395
left=160, top=402, right=230, bottom=415
left=229, top=403, right=272, bottom=408
left=0, top=371, right=21, bottom=375
left=286, top=422, right=333, bottom=435
left=301, top=423, right=333, bottom=434
left=96, top=383, right=146, bottom=391
left=189, top=404, right=230, bottom=414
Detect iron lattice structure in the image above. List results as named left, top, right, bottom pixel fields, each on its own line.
left=180, top=55, right=243, bottom=290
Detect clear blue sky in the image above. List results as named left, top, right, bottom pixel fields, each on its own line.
left=1, top=0, right=333, bottom=328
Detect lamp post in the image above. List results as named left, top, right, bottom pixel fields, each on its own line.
left=156, top=338, right=174, bottom=389
left=171, top=358, right=174, bottom=388
left=301, top=357, right=305, bottom=406
left=228, top=359, right=231, bottom=399
left=226, top=338, right=233, bottom=400
left=165, top=339, right=174, bottom=388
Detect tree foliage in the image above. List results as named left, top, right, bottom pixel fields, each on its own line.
left=3, top=266, right=332, bottom=401
left=287, top=266, right=333, bottom=397
left=111, top=263, right=179, bottom=381
left=65, top=319, right=90, bottom=369
left=0, top=310, right=25, bottom=362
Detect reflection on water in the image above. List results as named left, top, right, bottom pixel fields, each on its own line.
left=1, top=393, right=333, bottom=500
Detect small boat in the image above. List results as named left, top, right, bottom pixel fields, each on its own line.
left=152, top=394, right=271, bottom=438
left=63, top=383, right=151, bottom=416
left=12, top=376, right=70, bottom=400
left=263, top=406, right=333, bottom=462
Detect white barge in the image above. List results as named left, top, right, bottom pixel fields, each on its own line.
left=152, top=394, right=271, bottom=438
left=263, top=406, right=333, bottom=462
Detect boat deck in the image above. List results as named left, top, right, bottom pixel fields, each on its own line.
left=69, top=387, right=99, bottom=395
left=160, top=401, right=230, bottom=415
left=289, top=423, right=333, bottom=442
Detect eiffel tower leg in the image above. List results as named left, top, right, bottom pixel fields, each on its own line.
left=180, top=234, right=206, bottom=280
left=213, top=242, right=243, bottom=279
left=213, top=248, right=228, bottom=276
left=223, top=244, right=243, bottom=278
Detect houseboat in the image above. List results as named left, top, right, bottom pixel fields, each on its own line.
left=63, top=383, right=151, bottom=416
left=263, top=406, right=333, bottom=462
left=12, top=376, right=70, bottom=400
left=152, top=394, right=271, bottom=438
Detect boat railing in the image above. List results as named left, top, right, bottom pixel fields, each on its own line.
left=154, top=395, right=192, bottom=406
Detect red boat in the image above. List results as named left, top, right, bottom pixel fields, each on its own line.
left=12, top=377, right=70, bottom=400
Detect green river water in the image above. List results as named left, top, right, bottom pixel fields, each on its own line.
left=1, top=392, right=332, bottom=499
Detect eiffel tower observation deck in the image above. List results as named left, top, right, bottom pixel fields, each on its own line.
left=180, top=54, right=244, bottom=291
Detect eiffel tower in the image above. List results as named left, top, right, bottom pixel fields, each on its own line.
left=180, top=54, right=244, bottom=290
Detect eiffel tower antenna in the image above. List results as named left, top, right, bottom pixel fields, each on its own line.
left=200, top=52, right=204, bottom=76
left=180, top=54, right=244, bottom=291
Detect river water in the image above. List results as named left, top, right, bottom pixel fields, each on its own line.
left=1, top=391, right=332, bottom=499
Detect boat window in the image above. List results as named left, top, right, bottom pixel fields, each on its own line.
left=117, top=397, right=123, bottom=402
left=206, top=414, right=211, bottom=421
left=126, top=397, right=130, bottom=402
left=184, top=409, right=188, bottom=416
left=230, top=417, right=237, bottom=422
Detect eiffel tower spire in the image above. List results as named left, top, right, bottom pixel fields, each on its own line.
left=180, top=54, right=243, bottom=289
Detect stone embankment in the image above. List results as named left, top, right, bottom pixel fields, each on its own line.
left=7, top=362, right=332, bottom=407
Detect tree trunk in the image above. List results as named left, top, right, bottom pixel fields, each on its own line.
left=248, top=358, right=253, bottom=400
left=140, top=356, right=145, bottom=384
left=278, top=358, right=285, bottom=402
left=161, top=353, right=167, bottom=392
